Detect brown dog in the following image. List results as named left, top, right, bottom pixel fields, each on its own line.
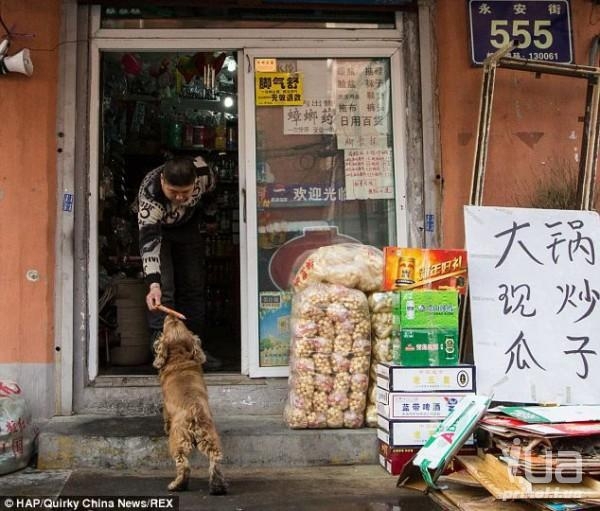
left=153, top=315, right=227, bottom=494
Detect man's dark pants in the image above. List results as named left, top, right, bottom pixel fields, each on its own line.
left=148, top=217, right=206, bottom=340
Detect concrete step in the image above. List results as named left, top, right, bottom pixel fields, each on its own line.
left=37, top=415, right=379, bottom=470
left=78, top=375, right=289, bottom=416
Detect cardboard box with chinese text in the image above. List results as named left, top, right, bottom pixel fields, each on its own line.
left=376, top=389, right=473, bottom=420
left=376, top=363, right=476, bottom=393
left=391, top=328, right=459, bottom=366
left=383, top=248, right=468, bottom=294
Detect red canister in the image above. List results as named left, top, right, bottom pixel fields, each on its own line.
left=184, top=124, right=194, bottom=147
left=192, top=125, right=207, bottom=147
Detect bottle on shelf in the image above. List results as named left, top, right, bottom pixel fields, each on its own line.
left=226, top=120, right=237, bottom=151
left=168, top=115, right=183, bottom=149
left=214, top=115, right=227, bottom=151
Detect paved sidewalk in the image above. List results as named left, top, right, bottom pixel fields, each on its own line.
left=0, top=465, right=439, bottom=511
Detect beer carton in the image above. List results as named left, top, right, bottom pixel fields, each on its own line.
left=377, top=417, right=441, bottom=447
left=392, top=328, right=459, bottom=367
left=383, top=248, right=468, bottom=294
left=376, top=389, right=473, bottom=420
left=392, top=290, right=459, bottom=330
left=376, top=363, right=476, bottom=393
left=377, top=416, right=475, bottom=448
left=378, top=442, right=420, bottom=475
left=377, top=440, right=475, bottom=475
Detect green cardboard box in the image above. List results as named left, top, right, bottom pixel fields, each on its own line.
left=392, top=290, right=459, bottom=330
left=392, top=328, right=459, bottom=366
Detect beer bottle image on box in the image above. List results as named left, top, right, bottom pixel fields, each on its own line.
left=396, top=256, right=415, bottom=286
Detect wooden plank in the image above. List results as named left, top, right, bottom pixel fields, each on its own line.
left=457, top=455, right=600, bottom=500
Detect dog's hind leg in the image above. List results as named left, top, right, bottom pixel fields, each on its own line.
left=193, top=425, right=228, bottom=495
left=207, top=456, right=227, bottom=496
left=167, top=414, right=193, bottom=491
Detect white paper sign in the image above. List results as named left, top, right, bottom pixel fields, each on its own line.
left=344, top=148, right=394, bottom=199
left=283, top=97, right=336, bottom=135
left=465, top=206, right=600, bottom=405
left=335, top=60, right=390, bottom=148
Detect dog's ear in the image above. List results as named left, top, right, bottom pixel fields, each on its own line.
left=153, top=335, right=168, bottom=369
left=191, top=336, right=207, bottom=365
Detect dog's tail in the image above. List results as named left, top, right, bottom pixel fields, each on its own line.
left=168, top=410, right=195, bottom=457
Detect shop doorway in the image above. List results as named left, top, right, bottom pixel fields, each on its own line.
left=96, top=49, right=241, bottom=374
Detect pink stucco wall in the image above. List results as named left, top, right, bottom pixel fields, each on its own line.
left=0, top=0, right=60, bottom=363
left=436, top=0, right=599, bottom=247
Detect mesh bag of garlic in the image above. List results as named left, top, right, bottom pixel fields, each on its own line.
left=365, top=291, right=395, bottom=427
left=283, top=283, right=372, bottom=429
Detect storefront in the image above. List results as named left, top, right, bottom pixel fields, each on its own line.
left=54, top=2, right=433, bottom=414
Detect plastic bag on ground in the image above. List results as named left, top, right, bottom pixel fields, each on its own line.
left=0, top=380, right=39, bottom=475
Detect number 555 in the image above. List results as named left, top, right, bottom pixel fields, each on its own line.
left=490, top=20, right=553, bottom=50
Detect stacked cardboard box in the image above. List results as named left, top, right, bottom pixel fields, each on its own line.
left=391, top=289, right=459, bottom=366
left=376, top=248, right=474, bottom=474
left=375, top=363, right=476, bottom=474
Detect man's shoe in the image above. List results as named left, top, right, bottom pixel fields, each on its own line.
left=203, top=350, right=223, bottom=371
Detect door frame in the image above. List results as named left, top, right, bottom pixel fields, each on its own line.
left=243, top=47, right=409, bottom=377
left=56, top=5, right=439, bottom=415
left=84, top=10, right=408, bottom=382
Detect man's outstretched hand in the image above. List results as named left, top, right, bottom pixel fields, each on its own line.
left=146, top=283, right=162, bottom=310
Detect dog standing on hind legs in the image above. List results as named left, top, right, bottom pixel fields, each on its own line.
left=153, top=315, right=228, bottom=494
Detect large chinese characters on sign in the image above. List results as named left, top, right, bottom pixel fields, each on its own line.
left=465, top=206, right=600, bottom=404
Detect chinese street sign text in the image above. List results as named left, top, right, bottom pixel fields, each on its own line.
left=468, top=1, right=573, bottom=65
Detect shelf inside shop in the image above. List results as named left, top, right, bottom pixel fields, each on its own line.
left=161, top=96, right=237, bottom=114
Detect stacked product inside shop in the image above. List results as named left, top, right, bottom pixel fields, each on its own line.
left=375, top=248, right=476, bottom=474
left=283, top=244, right=384, bottom=429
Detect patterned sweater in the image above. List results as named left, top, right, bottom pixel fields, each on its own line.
left=138, top=159, right=216, bottom=285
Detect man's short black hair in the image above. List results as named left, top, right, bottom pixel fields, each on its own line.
left=162, top=157, right=196, bottom=186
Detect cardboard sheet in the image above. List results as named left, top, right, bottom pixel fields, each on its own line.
left=457, top=454, right=600, bottom=500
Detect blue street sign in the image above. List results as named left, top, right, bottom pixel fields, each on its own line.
left=62, top=192, right=74, bottom=212
left=468, top=0, right=573, bottom=65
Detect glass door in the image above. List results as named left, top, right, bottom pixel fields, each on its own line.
left=244, top=49, right=408, bottom=377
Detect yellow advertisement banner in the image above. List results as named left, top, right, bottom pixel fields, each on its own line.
left=255, top=72, right=304, bottom=106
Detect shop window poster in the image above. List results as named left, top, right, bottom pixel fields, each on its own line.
left=259, top=291, right=293, bottom=367
left=344, top=147, right=394, bottom=200
left=335, top=59, right=391, bottom=146
left=283, top=97, right=336, bottom=135
left=256, top=72, right=304, bottom=106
